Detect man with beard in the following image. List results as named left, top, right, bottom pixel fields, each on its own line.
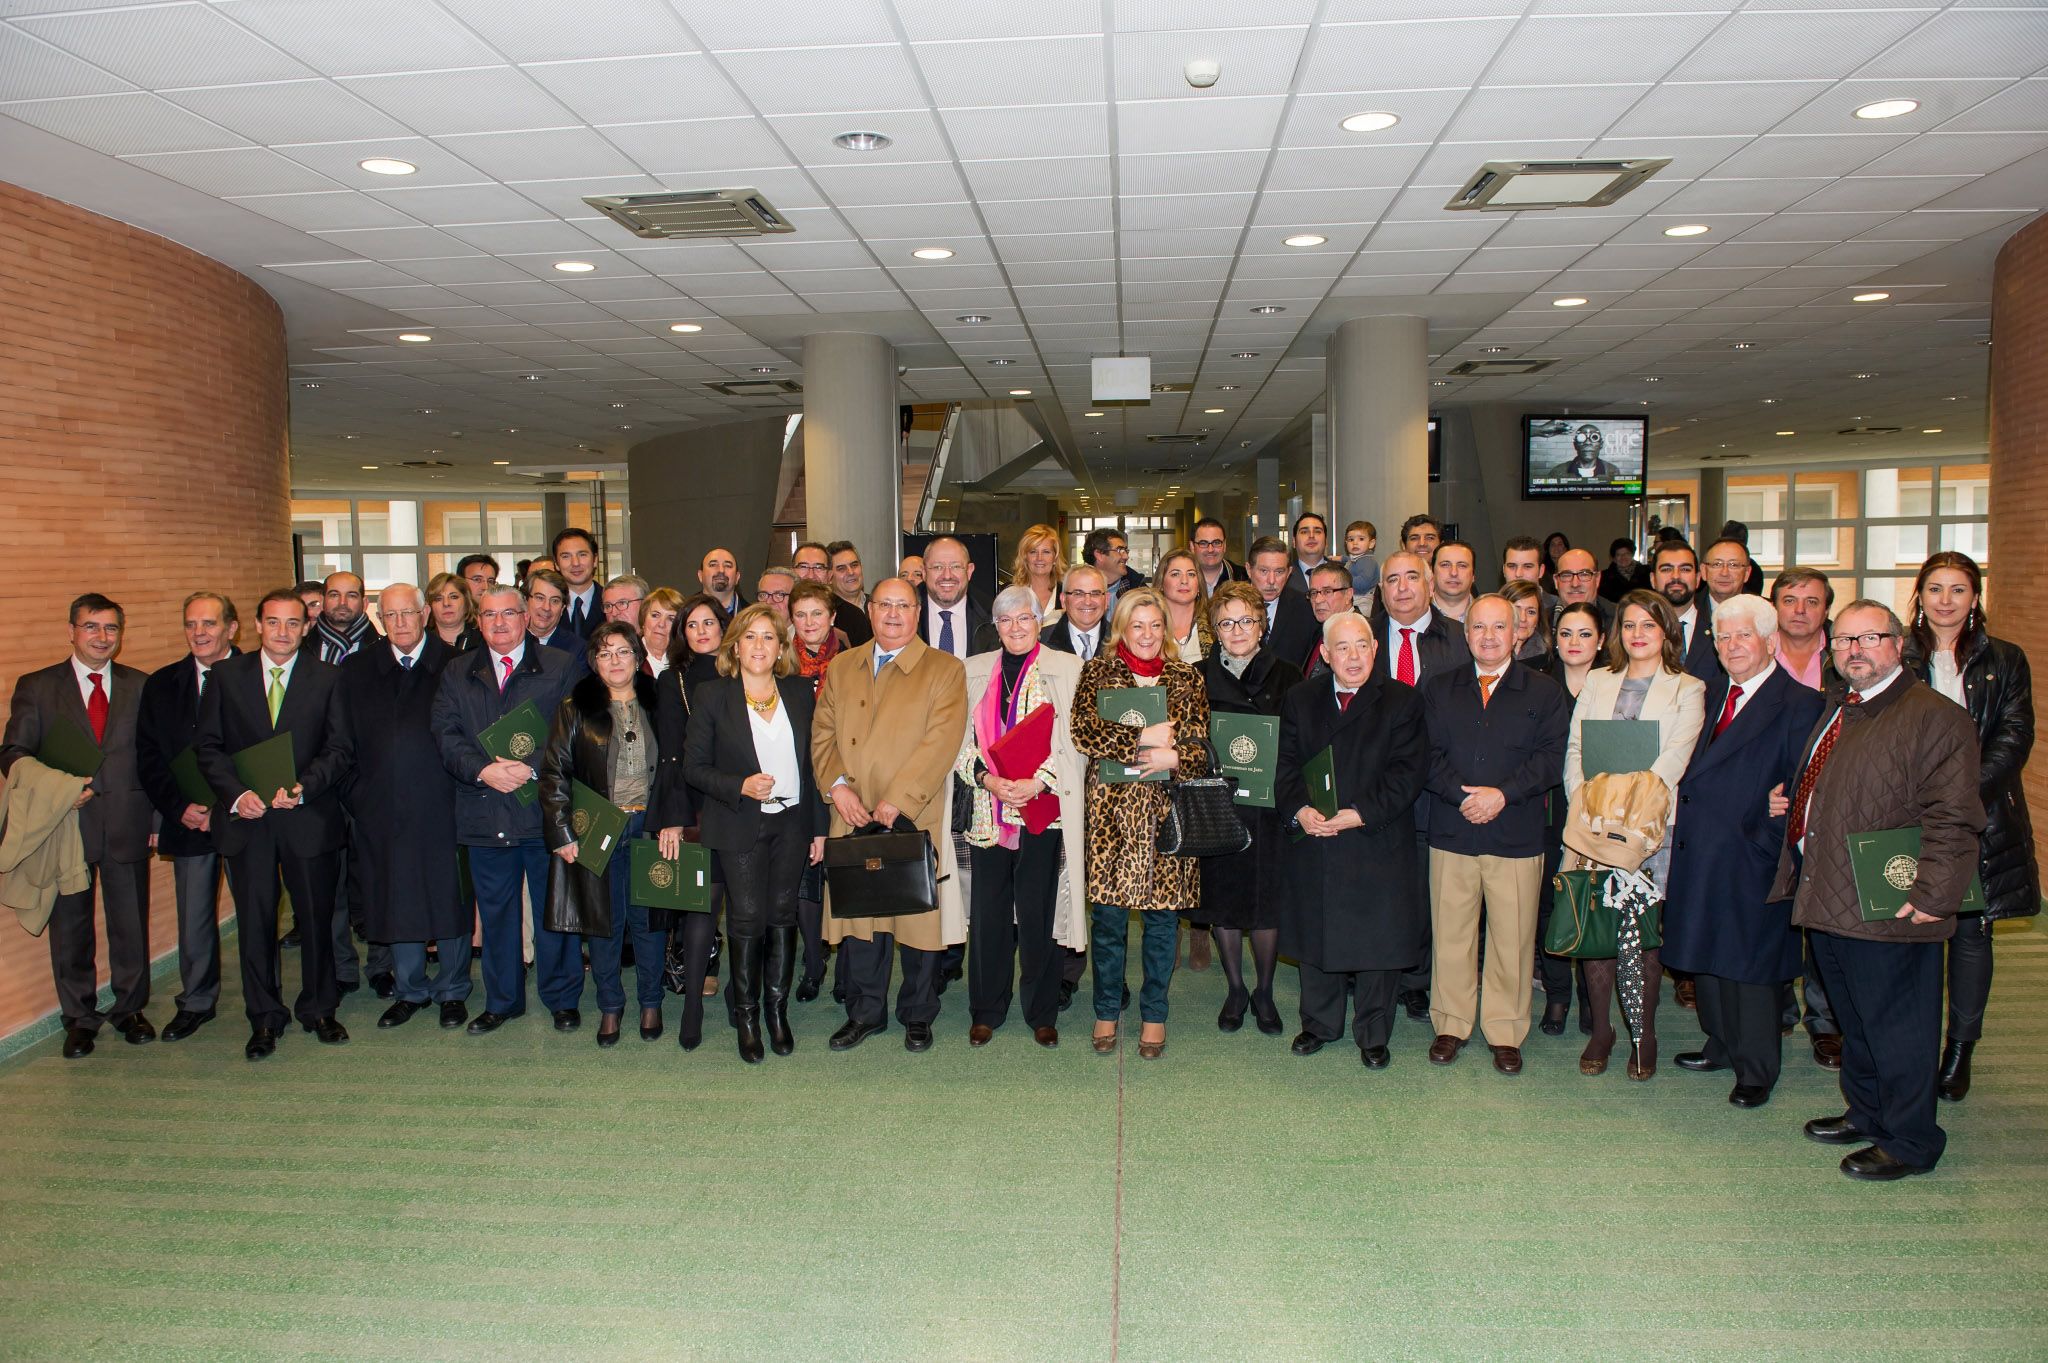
left=1653, top=541, right=1721, bottom=681
left=311, top=572, right=380, bottom=664
left=699, top=546, right=746, bottom=620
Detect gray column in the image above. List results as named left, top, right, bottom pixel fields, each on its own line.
left=1326, top=315, right=1429, bottom=531
left=803, top=332, right=901, bottom=576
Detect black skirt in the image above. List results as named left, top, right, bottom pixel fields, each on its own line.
left=1188, top=806, right=1285, bottom=930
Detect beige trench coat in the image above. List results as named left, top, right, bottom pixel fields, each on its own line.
left=813, top=635, right=969, bottom=950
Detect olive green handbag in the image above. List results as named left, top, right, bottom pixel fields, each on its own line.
left=1544, top=865, right=1663, bottom=960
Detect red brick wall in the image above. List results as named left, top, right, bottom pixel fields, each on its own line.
left=1989, top=212, right=2048, bottom=828
left=0, top=181, right=291, bottom=1040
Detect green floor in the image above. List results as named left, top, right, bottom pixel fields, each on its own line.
left=2, top=921, right=2044, bottom=1363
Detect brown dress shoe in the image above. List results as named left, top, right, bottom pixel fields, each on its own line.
left=1033, top=1026, right=1059, bottom=1048
left=968, top=1023, right=994, bottom=1047
left=1490, top=1045, right=1523, bottom=1075
left=1427, top=1034, right=1466, bottom=1065
left=1673, top=978, right=1697, bottom=1010
left=1092, top=1025, right=1118, bottom=1054
left=1812, top=1035, right=1843, bottom=1070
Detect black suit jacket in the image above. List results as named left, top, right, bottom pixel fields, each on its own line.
left=562, top=586, right=604, bottom=639
left=1368, top=609, right=1472, bottom=688
left=682, top=675, right=827, bottom=852
left=1264, top=591, right=1319, bottom=670
left=1040, top=617, right=1104, bottom=659
left=136, top=649, right=239, bottom=859
left=531, top=625, right=591, bottom=682
left=194, top=651, right=352, bottom=857
left=918, top=587, right=991, bottom=661
left=833, top=595, right=874, bottom=647
left=1, top=658, right=152, bottom=863
left=1680, top=599, right=1723, bottom=682
left=1420, top=661, right=1570, bottom=858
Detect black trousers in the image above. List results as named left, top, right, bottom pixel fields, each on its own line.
left=1809, top=931, right=1946, bottom=1169
left=171, top=851, right=223, bottom=1014
left=841, top=930, right=940, bottom=1027
left=225, top=831, right=341, bottom=1031
left=46, top=857, right=151, bottom=1030
left=1694, top=973, right=1784, bottom=1091
left=968, top=832, right=1063, bottom=1030
left=1298, top=964, right=1401, bottom=1049
left=1945, top=912, right=1994, bottom=1042
left=1398, top=828, right=1431, bottom=997
left=721, top=808, right=807, bottom=940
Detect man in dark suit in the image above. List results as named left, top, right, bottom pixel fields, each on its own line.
left=1249, top=536, right=1318, bottom=668
left=918, top=535, right=991, bottom=662
left=135, top=591, right=240, bottom=1043
left=1301, top=562, right=1367, bottom=677
left=1419, top=596, right=1570, bottom=1076
left=523, top=568, right=588, bottom=677
left=1191, top=517, right=1247, bottom=596
left=195, top=589, right=354, bottom=1060
left=1553, top=547, right=1616, bottom=631
left=0, top=592, right=156, bottom=1058
left=1041, top=566, right=1109, bottom=662
left=551, top=527, right=604, bottom=638
left=1653, top=540, right=1721, bottom=682
left=1284, top=512, right=1336, bottom=596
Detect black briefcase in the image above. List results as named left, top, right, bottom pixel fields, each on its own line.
left=823, top=820, right=938, bottom=918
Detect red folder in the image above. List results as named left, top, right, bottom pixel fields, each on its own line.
left=986, top=703, right=1060, bottom=835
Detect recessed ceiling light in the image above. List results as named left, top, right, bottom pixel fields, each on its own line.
left=397, top=333, right=431, bottom=343
left=342, top=434, right=357, bottom=440
left=668, top=322, right=703, bottom=333
left=1219, top=384, right=1239, bottom=391
left=1923, top=427, right=1943, bottom=434
left=360, top=464, right=379, bottom=470
left=1249, top=305, right=1285, bottom=315
left=1855, top=99, right=1920, bottom=121
left=1776, top=430, right=1795, bottom=436
left=832, top=131, right=893, bottom=152
left=1481, top=346, right=1508, bottom=355
left=1283, top=234, right=1327, bottom=248
left=1662, top=224, right=1710, bottom=237
left=492, top=459, right=511, bottom=465
left=1551, top=297, right=1588, bottom=308
left=1231, top=351, right=1260, bottom=359
left=522, top=373, right=543, bottom=381
left=1761, top=398, right=1777, bottom=404
left=1852, top=291, right=1890, bottom=302
left=358, top=157, right=416, bottom=175
left=1340, top=111, right=1399, bottom=134
left=1204, top=407, right=1226, bottom=414
left=504, top=427, right=520, bottom=434
left=1084, top=411, right=1104, bottom=417
left=987, top=358, right=1014, bottom=365
left=608, top=402, right=628, bottom=408
left=955, top=313, right=991, bottom=323
left=553, top=260, right=595, bottom=273
left=1432, top=379, right=1450, bottom=387
left=1853, top=372, right=1877, bottom=379
left=300, top=382, right=322, bottom=389
left=751, top=366, right=777, bottom=374
left=1730, top=342, right=1757, bottom=350
left=1642, top=376, right=1661, bottom=382
left=911, top=247, right=955, bottom=260
left=1009, top=388, right=1032, bottom=396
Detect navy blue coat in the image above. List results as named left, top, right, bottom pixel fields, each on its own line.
left=1421, top=662, right=1569, bottom=859
left=430, top=641, right=578, bottom=848
left=1661, top=665, right=1825, bottom=984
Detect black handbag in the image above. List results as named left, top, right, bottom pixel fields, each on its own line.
left=1156, top=740, right=1251, bottom=858
left=823, top=818, right=939, bottom=918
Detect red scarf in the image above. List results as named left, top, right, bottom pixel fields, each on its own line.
left=796, top=630, right=841, bottom=694
left=1117, top=641, right=1165, bottom=678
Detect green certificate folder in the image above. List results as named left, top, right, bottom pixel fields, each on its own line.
left=36, top=716, right=103, bottom=779
left=1303, top=745, right=1338, bottom=818
left=1580, top=719, right=1660, bottom=777
left=1095, top=685, right=1170, bottom=784
left=629, top=838, right=711, bottom=912
left=231, top=732, right=297, bottom=802
left=169, top=746, right=216, bottom=808
left=479, top=700, right=548, bottom=806
left=1847, top=827, right=1986, bottom=922
left=570, top=780, right=628, bottom=876
left=1212, top=713, right=1278, bottom=808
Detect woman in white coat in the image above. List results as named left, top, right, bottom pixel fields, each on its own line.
left=953, top=585, right=1089, bottom=1049
left=1563, top=589, right=1706, bottom=1081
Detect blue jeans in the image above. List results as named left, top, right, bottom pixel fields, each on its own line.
left=390, top=937, right=473, bottom=1004
left=1091, top=904, right=1178, bottom=1024
left=470, top=840, right=581, bottom=1016
left=586, top=811, right=666, bottom=1014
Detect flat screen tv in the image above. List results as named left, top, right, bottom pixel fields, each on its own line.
left=1522, top=414, right=1646, bottom=499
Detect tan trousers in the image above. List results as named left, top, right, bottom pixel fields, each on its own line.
left=1428, top=850, right=1544, bottom=1047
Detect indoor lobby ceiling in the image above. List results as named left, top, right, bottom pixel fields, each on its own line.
left=1, top=0, right=2043, bottom=497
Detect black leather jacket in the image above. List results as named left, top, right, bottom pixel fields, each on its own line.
left=1909, top=632, right=2038, bottom=920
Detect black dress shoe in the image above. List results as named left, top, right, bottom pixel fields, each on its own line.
left=1361, top=1045, right=1391, bottom=1069
left=829, top=1018, right=883, bottom=1052
left=1804, top=1114, right=1863, bottom=1146
left=303, top=1016, right=349, bottom=1044
left=1841, top=1146, right=1930, bottom=1182
left=439, top=1002, right=468, bottom=1029
left=596, top=1014, right=622, bottom=1049
left=160, top=1009, right=214, bottom=1042
left=1250, top=990, right=1284, bottom=1036
left=112, top=1013, right=156, bottom=1045
left=1218, top=988, right=1249, bottom=1032
left=377, top=1000, right=424, bottom=1029
left=335, top=978, right=361, bottom=996
left=279, top=926, right=301, bottom=947
left=1675, top=1051, right=1727, bottom=1073
left=1728, top=1084, right=1771, bottom=1109
left=551, top=1008, right=581, bottom=1032
left=1539, top=1001, right=1569, bottom=1037
left=795, top=974, right=822, bottom=1004
left=1400, top=990, right=1431, bottom=1023
left=1058, top=979, right=1076, bottom=1012
left=244, top=1028, right=277, bottom=1060
left=61, top=1026, right=95, bottom=1059
left=640, top=1012, right=664, bottom=1042
left=466, top=1010, right=514, bottom=1036
left=1290, top=1032, right=1326, bottom=1056
left=370, top=972, right=396, bottom=1000
left=904, top=1021, right=935, bottom=1052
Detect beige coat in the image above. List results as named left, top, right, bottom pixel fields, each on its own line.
left=953, top=646, right=1088, bottom=950
left=814, top=634, right=969, bottom=950
left=0, top=757, right=91, bottom=934
left=1565, top=666, right=1707, bottom=808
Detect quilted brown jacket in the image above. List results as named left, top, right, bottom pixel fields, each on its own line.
left=1771, top=671, right=1984, bottom=942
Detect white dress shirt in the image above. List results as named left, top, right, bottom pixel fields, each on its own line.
left=925, top=598, right=970, bottom=660
left=1722, top=661, right=1777, bottom=723
left=392, top=639, right=426, bottom=669
left=1065, top=621, right=1101, bottom=660
left=70, top=656, right=113, bottom=709
left=1384, top=609, right=1435, bottom=668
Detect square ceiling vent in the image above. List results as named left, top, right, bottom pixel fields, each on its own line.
left=1448, top=357, right=1557, bottom=376
left=1445, top=158, right=1671, bottom=212
left=705, top=378, right=802, bottom=397
left=584, top=189, right=794, bottom=239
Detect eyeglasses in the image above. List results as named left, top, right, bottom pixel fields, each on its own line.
left=1215, top=617, right=1260, bottom=632
left=1193, top=538, right=1225, bottom=549
left=382, top=608, right=423, bottom=621
left=1554, top=570, right=1597, bottom=583
left=594, top=648, right=638, bottom=664
left=1067, top=589, right=1108, bottom=601
left=758, top=590, right=790, bottom=602
left=1831, top=631, right=1898, bottom=651
left=994, top=614, right=1038, bottom=629
left=1704, top=559, right=1747, bottom=572
left=1307, top=586, right=1350, bottom=599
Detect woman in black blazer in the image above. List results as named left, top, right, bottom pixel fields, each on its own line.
left=683, top=605, right=827, bottom=1063
left=653, top=594, right=727, bottom=1012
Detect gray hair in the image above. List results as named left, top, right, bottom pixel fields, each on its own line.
left=1710, top=593, right=1778, bottom=641
left=1064, top=564, right=1107, bottom=592
left=478, top=584, right=525, bottom=611
left=1321, top=608, right=1373, bottom=646
left=380, top=582, right=422, bottom=610
left=991, top=584, right=1041, bottom=621
left=757, top=566, right=797, bottom=591
left=604, top=573, right=649, bottom=595
left=1835, top=598, right=1905, bottom=637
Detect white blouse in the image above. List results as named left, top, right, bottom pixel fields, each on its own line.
left=1929, top=650, right=1965, bottom=706
left=747, top=695, right=801, bottom=810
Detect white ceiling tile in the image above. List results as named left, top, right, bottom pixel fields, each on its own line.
left=685, top=0, right=897, bottom=50
left=339, top=283, right=489, bottom=310
left=810, top=160, right=970, bottom=207
left=1667, top=9, right=1933, bottom=83
left=938, top=103, right=1111, bottom=161
left=716, top=44, right=925, bottom=116
left=309, top=224, right=480, bottom=259
left=1350, top=248, right=1477, bottom=276
left=21, top=3, right=310, bottom=87
left=160, top=78, right=412, bottom=147
left=1, top=91, right=247, bottom=155
left=1853, top=208, right=2033, bottom=241
left=1734, top=211, right=1898, bottom=244
left=1940, top=79, right=2048, bottom=135
left=1121, top=150, right=1267, bottom=196
left=264, top=260, right=425, bottom=289
left=0, top=23, right=134, bottom=100
left=1709, top=134, right=1913, bottom=180
left=439, top=0, right=697, bottom=63
left=891, top=0, right=1102, bottom=43
left=220, top=0, right=504, bottom=77
left=1226, top=251, right=1349, bottom=281
left=397, top=256, right=545, bottom=286
left=435, top=127, right=645, bottom=180
left=441, top=221, right=604, bottom=254
left=1279, top=89, right=1468, bottom=149
left=523, top=53, right=749, bottom=125
left=1413, top=139, right=1586, bottom=187
left=770, top=267, right=895, bottom=292
left=1116, top=95, right=1286, bottom=156
left=1364, top=219, right=1501, bottom=252
left=1605, top=80, right=1828, bottom=140
left=838, top=201, right=983, bottom=238
left=1791, top=175, right=1980, bottom=214
left=1445, top=84, right=1652, bottom=143
left=1120, top=193, right=1254, bottom=231
left=1798, top=240, right=1949, bottom=269
left=228, top=189, right=418, bottom=231
left=1302, top=19, right=1519, bottom=93
left=766, top=108, right=953, bottom=166
left=595, top=118, right=791, bottom=175
left=1008, top=260, right=1116, bottom=286
left=982, top=199, right=1114, bottom=235
left=341, top=68, right=577, bottom=138
left=1656, top=178, right=1829, bottom=214
left=1860, top=9, right=2048, bottom=81
left=962, top=155, right=1111, bottom=201
left=1858, top=132, right=2043, bottom=178
left=1492, top=15, right=1724, bottom=87
left=997, top=230, right=1117, bottom=262
left=917, top=35, right=1106, bottom=108
left=366, top=182, right=550, bottom=224
left=1265, top=143, right=1430, bottom=192
left=1113, top=26, right=1308, bottom=101
left=123, top=145, right=340, bottom=195
left=1921, top=149, right=2048, bottom=212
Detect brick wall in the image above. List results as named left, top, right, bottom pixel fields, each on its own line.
left=0, top=181, right=291, bottom=1040
left=1989, top=213, right=2047, bottom=828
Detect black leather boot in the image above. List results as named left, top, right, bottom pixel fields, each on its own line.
left=1937, top=1036, right=1974, bottom=1102
left=731, top=935, right=765, bottom=1065
left=765, top=926, right=797, bottom=1057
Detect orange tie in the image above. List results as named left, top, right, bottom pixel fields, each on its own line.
left=1477, top=673, right=1498, bottom=709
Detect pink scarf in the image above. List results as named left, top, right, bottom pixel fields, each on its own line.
left=972, top=645, right=1041, bottom=850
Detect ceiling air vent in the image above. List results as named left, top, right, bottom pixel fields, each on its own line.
left=583, top=189, right=794, bottom=239
left=1144, top=433, right=1205, bottom=445
left=706, top=379, right=802, bottom=397
left=1448, top=357, right=1557, bottom=376
left=1837, top=426, right=1902, bottom=436
left=1445, top=158, right=1671, bottom=212
left=399, top=459, right=453, bottom=468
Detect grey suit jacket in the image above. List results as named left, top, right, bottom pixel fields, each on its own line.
left=1, top=659, right=154, bottom=862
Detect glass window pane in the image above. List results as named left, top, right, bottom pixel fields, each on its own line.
left=1749, top=528, right=1786, bottom=571
left=1864, top=467, right=1931, bottom=518
left=359, top=552, right=416, bottom=594
left=354, top=499, right=420, bottom=546
left=300, top=547, right=353, bottom=581
left=422, top=499, right=482, bottom=546
left=1866, top=524, right=1930, bottom=572
left=1938, top=462, right=1989, bottom=516
left=484, top=500, right=543, bottom=549
left=1939, top=522, right=1989, bottom=561
left=292, top=497, right=354, bottom=548
left=1856, top=577, right=1917, bottom=622
left=1795, top=525, right=1854, bottom=570
left=1726, top=474, right=1787, bottom=523
left=1796, top=469, right=1859, bottom=520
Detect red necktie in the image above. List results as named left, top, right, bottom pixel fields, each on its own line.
left=1305, top=640, right=1323, bottom=673
left=1712, top=684, right=1741, bottom=739
left=1395, top=628, right=1417, bottom=687
left=1787, top=691, right=1861, bottom=843
left=1336, top=688, right=1355, bottom=712
left=86, top=672, right=109, bottom=743
left=499, top=655, right=514, bottom=692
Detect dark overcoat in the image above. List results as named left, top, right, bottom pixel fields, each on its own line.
left=1190, top=648, right=1301, bottom=929
left=539, top=671, right=664, bottom=937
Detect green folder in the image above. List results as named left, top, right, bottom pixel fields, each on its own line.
left=36, top=715, right=103, bottom=779
left=479, top=699, right=548, bottom=806
left=1303, top=745, right=1338, bottom=818
left=1847, top=827, right=1986, bottom=923
left=1580, top=719, right=1660, bottom=777
left=629, top=838, right=712, bottom=912
left=1212, top=713, right=1278, bottom=809
left=231, top=732, right=297, bottom=802
left=1095, top=685, right=1170, bottom=784
left=169, top=746, right=216, bottom=808
left=570, top=780, right=628, bottom=876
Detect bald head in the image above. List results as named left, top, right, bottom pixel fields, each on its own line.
left=323, top=571, right=366, bottom=628
left=868, top=576, right=919, bottom=651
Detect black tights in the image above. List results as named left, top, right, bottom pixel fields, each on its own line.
left=1210, top=927, right=1280, bottom=1000
left=1946, top=913, right=1994, bottom=1042
left=672, top=910, right=719, bottom=1043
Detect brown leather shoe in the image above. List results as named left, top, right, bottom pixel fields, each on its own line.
left=1490, top=1045, right=1523, bottom=1075
left=1033, top=1025, right=1058, bottom=1049
left=1812, top=1035, right=1843, bottom=1070
left=968, top=1023, right=994, bottom=1047
left=1427, top=1033, right=1466, bottom=1065
left=1092, top=1025, right=1118, bottom=1054
left=1673, top=978, right=1697, bottom=1010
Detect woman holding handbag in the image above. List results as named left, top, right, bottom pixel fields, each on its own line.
left=1562, top=590, right=1705, bottom=1079
left=1069, top=588, right=1211, bottom=1059
left=652, top=594, right=729, bottom=1035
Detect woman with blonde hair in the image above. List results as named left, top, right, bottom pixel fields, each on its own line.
left=1010, top=523, right=1068, bottom=623
left=1155, top=547, right=1214, bottom=664
left=637, top=587, right=686, bottom=679
left=425, top=572, right=481, bottom=652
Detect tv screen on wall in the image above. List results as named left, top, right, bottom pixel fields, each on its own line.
left=1522, top=415, right=1646, bottom=499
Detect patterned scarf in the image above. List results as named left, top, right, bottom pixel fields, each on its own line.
left=796, top=631, right=841, bottom=695
left=312, top=612, right=374, bottom=664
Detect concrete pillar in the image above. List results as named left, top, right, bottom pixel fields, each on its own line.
left=1696, top=468, right=1727, bottom=547
left=803, top=332, right=901, bottom=576
left=1326, top=315, right=1430, bottom=533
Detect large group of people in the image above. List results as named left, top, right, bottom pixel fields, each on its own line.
left=2, top=514, right=2033, bottom=1185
